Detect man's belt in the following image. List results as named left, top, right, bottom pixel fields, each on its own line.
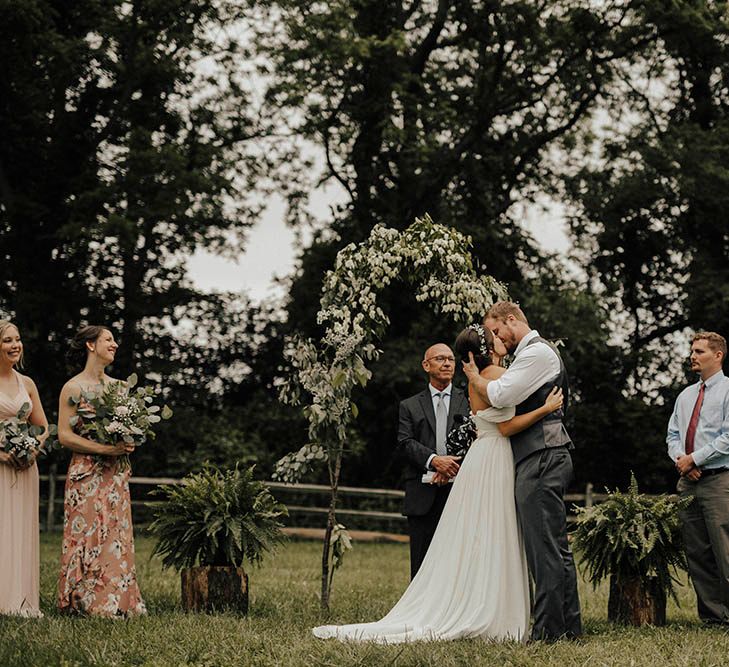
left=700, top=467, right=729, bottom=478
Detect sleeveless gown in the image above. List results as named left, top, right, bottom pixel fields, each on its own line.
left=57, top=393, right=146, bottom=617
left=0, top=371, right=42, bottom=617
left=313, top=406, right=529, bottom=643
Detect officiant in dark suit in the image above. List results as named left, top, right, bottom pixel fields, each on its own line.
left=397, top=343, right=470, bottom=579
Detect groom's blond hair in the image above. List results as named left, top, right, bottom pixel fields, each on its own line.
left=484, top=301, right=529, bottom=326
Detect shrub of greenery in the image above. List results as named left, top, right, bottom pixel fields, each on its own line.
left=150, top=465, right=288, bottom=570
left=573, top=473, right=692, bottom=608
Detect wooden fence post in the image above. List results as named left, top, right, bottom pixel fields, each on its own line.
left=585, top=482, right=594, bottom=509
left=46, top=463, right=57, bottom=532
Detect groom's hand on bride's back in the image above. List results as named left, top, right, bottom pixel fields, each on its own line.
left=432, top=455, right=461, bottom=477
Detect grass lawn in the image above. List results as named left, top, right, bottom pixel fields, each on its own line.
left=1, top=533, right=728, bottom=666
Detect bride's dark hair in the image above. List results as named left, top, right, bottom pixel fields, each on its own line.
left=454, top=325, right=494, bottom=371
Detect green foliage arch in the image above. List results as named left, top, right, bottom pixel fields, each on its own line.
left=274, top=214, right=506, bottom=609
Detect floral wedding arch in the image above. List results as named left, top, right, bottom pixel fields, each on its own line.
left=274, top=214, right=506, bottom=610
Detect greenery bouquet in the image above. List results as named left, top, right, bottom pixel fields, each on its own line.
left=70, top=373, right=172, bottom=469
left=0, top=402, right=57, bottom=465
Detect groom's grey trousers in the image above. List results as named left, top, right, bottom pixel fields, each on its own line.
left=515, top=446, right=582, bottom=641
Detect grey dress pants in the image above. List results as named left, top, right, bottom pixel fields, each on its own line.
left=515, top=446, right=582, bottom=640
left=678, top=471, right=729, bottom=623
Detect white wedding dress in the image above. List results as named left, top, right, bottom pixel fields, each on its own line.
left=312, top=406, right=529, bottom=643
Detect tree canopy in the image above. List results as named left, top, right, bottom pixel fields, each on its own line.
left=2, top=0, right=728, bottom=493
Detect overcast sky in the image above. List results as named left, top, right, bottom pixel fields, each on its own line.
left=186, top=193, right=571, bottom=301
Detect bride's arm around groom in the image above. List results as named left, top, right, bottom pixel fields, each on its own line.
left=462, top=301, right=582, bottom=642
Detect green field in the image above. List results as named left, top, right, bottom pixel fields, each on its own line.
left=0, top=533, right=726, bottom=666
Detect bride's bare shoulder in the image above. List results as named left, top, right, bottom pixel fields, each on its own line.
left=480, top=365, right=505, bottom=381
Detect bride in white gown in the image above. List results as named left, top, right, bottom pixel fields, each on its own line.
left=313, top=324, right=564, bottom=644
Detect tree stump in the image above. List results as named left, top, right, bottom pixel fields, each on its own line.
left=181, top=566, right=249, bottom=614
left=608, top=575, right=666, bottom=626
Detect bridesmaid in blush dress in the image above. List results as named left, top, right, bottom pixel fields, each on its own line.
left=56, top=325, right=145, bottom=618
left=0, top=320, right=51, bottom=617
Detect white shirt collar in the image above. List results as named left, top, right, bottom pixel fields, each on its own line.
left=514, top=329, right=540, bottom=358
left=430, top=382, right=452, bottom=397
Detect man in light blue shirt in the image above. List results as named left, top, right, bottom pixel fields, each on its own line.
left=667, top=331, right=729, bottom=624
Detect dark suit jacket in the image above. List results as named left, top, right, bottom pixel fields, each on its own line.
left=397, top=385, right=470, bottom=516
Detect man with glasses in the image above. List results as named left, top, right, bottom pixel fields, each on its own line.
left=397, top=343, right=470, bottom=579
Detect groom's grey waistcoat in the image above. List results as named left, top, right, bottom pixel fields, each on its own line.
left=511, top=336, right=573, bottom=465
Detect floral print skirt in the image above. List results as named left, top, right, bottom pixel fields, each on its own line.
left=57, top=454, right=146, bottom=617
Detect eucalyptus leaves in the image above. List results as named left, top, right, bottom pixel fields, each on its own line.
left=0, top=402, right=57, bottom=465
left=69, top=373, right=172, bottom=469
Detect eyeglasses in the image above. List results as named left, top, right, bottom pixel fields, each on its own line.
left=426, top=355, right=455, bottom=364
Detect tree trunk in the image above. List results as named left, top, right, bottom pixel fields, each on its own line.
left=608, top=575, right=666, bottom=626
left=320, top=448, right=343, bottom=613
left=181, top=566, right=248, bottom=614
left=320, top=501, right=335, bottom=613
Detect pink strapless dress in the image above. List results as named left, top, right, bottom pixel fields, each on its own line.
left=0, top=371, right=42, bottom=617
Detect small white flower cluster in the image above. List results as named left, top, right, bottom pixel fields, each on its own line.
left=106, top=420, right=126, bottom=435
left=278, top=336, right=361, bottom=441
left=0, top=401, right=52, bottom=465
left=318, top=225, right=402, bottom=357
left=415, top=274, right=507, bottom=318
left=275, top=214, right=507, bottom=484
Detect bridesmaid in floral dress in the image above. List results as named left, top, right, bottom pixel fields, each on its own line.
left=0, top=320, right=50, bottom=617
left=57, top=325, right=145, bottom=617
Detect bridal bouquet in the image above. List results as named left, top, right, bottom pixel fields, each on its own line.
left=69, top=373, right=172, bottom=469
left=446, top=414, right=477, bottom=459
left=0, top=402, right=57, bottom=465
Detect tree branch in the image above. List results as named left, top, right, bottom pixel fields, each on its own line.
left=635, top=318, right=691, bottom=349
left=409, top=0, right=453, bottom=76
left=322, top=125, right=355, bottom=200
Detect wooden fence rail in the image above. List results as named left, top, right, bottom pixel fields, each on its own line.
left=39, top=465, right=606, bottom=533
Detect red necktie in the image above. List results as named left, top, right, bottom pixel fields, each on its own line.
left=685, top=382, right=706, bottom=455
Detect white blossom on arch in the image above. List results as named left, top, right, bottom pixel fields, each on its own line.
left=274, top=214, right=507, bottom=483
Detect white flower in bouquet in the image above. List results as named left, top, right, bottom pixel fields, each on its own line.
left=106, top=421, right=126, bottom=435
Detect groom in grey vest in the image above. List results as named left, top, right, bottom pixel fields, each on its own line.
left=463, top=301, right=582, bottom=641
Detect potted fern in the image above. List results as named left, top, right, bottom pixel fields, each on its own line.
left=150, top=465, right=288, bottom=614
left=573, top=473, right=692, bottom=626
